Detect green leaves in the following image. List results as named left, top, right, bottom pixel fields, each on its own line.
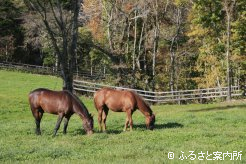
left=189, top=0, right=246, bottom=88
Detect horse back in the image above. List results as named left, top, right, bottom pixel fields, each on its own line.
left=29, top=88, right=73, bottom=114
left=94, top=88, right=137, bottom=111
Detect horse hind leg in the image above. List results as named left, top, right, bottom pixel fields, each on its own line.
left=102, top=107, right=109, bottom=132
left=31, top=107, right=43, bottom=135
left=97, top=108, right=103, bottom=132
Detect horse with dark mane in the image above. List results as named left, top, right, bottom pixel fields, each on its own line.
left=28, top=88, right=94, bottom=136
left=94, top=88, right=155, bottom=132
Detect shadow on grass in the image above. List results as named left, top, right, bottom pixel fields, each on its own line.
left=93, top=129, right=123, bottom=134
left=188, top=104, right=246, bottom=112
left=74, top=128, right=123, bottom=135
left=106, top=130, right=123, bottom=134
left=91, top=123, right=184, bottom=134
left=73, top=122, right=184, bottom=135
left=72, top=128, right=87, bottom=135
left=135, top=122, right=184, bottom=130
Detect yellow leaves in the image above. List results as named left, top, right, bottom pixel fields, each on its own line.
left=205, top=55, right=218, bottom=63
left=231, top=54, right=246, bottom=63
left=196, top=54, right=218, bottom=71
left=187, top=24, right=208, bottom=38
left=195, top=54, right=226, bottom=88
left=173, top=0, right=190, bottom=6
left=194, top=69, right=224, bottom=88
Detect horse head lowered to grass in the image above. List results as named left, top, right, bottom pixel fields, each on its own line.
left=94, top=88, right=155, bottom=132
left=28, top=88, right=94, bottom=136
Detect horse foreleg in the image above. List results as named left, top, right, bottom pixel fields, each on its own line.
left=123, top=117, right=129, bottom=131
left=53, top=114, right=64, bottom=137
left=63, top=116, right=71, bottom=134
left=127, top=110, right=133, bottom=131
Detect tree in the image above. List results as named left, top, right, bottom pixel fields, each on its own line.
left=223, top=0, right=236, bottom=101
left=0, top=0, right=24, bottom=62
left=24, top=0, right=83, bottom=92
left=84, top=0, right=165, bottom=89
left=188, top=0, right=245, bottom=93
left=166, top=0, right=190, bottom=92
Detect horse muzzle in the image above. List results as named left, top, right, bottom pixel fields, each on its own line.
left=87, top=130, right=93, bottom=135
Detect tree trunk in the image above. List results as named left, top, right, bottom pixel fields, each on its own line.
left=169, top=7, right=182, bottom=92
left=65, top=0, right=82, bottom=92
left=5, top=44, right=8, bottom=62
left=101, top=0, right=113, bottom=51
left=170, top=50, right=175, bottom=92
left=152, top=0, right=159, bottom=91
left=132, top=9, right=137, bottom=73
left=126, top=22, right=131, bottom=54
left=137, top=21, right=145, bottom=70
left=62, top=69, right=73, bottom=92
left=226, top=12, right=231, bottom=101
left=224, top=0, right=235, bottom=101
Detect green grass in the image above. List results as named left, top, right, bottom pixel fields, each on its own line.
left=0, top=70, right=245, bottom=163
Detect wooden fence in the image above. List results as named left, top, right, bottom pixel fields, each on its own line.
left=0, top=62, right=105, bottom=80
left=1, top=62, right=244, bottom=103
left=0, top=62, right=57, bottom=74
left=73, top=80, right=244, bottom=103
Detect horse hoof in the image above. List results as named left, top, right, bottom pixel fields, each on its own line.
left=36, top=131, right=41, bottom=135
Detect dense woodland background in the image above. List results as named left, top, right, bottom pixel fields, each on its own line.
left=0, top=0, right=245, bottom=92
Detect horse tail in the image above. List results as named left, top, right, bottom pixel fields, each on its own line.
left=93, top=90, right=99, bottom=110
left=93, top=88, right=105, bottom=110
left=28, top=89, right=41, bottom=109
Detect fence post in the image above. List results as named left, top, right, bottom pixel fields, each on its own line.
left=178, top=92, right=181, bottom=105
left=199, top=89, right=202, bottom=104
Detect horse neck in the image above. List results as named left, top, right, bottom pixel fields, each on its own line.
left=135, top=94, right=153, bottom=117
left=70, top=94, right=90, bottom=120
left=74, top=101, right=90, bottom=120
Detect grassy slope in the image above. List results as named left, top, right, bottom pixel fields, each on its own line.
left=0, top=70, right=245, bottom=163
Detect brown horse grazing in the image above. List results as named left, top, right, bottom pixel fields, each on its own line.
left=94, top=88, right=155, bottom=132
left=28, top=88, right=93, bottom=136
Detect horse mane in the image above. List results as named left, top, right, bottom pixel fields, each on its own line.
left=67, top=91, right=94, bottom=133
left=65, top=91, right=91, bottom=118
left=131, top=91, right=153, bottom=116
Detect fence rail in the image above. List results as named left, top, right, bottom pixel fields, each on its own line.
left=0, top=62, right=105, bottom=80
left=73, top=80, right=244, bottom=103
left=1, top=62, right=244, bottom=103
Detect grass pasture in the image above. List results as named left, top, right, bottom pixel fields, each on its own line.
left=0, top=70, right=245, bottom=163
